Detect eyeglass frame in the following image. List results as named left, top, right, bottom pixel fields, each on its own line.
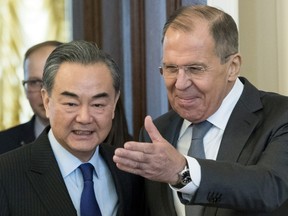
left=159, top=64, right=207, bottom=79
left=22, top=79, right=43, bottom=92
left=159, top=52, right=238, bottom=79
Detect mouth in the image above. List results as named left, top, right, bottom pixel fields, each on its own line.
left=73, top=130, right=94, bottom=135
left=176, top=95, right=200, bottom=107
left=177, top=95, right=198, bottom=101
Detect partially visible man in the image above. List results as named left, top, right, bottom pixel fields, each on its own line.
left=0, top=41, right=62, bottom=154
left=114, top=5, right=288, bottom=216
left=0, top=40, right=145, bottom=216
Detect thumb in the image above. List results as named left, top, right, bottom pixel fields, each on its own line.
left=144, top=115, right=164, bottom=143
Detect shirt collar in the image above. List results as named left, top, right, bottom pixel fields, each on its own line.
left=208, top=78, right=243, bottom=130
left=180, top=78, right=243, bottom=134
left=48, top=129, right=100, bottom=178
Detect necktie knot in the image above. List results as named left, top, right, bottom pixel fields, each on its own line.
left=192, top=120, right=213, bottom=140
left=188, top=120, right=212, bottom=159
left=79, top=163, right=94, bottom=182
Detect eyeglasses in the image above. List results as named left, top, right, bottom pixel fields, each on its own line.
left=159, top=53, right=238, bottom=79
left=22, top=79, right=43, bottom=92
left=159, top=64, right=207, bottom=79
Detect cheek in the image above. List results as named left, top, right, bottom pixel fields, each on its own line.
left=164, top=79, right=174, bottom=94
left=96, top=111, right=114, bottom=126
left=203, top=80, right=228, bottom=107
left=45, top=101, right=57, bottom=119
left=27, top=93, right=38, bottom=101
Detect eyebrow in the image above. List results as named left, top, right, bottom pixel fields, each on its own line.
left=60, top=91, right=109, bottom=99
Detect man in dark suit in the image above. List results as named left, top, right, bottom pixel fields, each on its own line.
left=0, top=41, right=62, bottom=154
left=113, top=5, right=288, bottom=216
left=0, top=41, right=145, bottom=216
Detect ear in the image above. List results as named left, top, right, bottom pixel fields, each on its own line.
left=227, top=54, right=241, bottom=81
left=41, top=89, right=50, bottom=118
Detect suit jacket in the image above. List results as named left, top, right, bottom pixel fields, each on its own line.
left=0, top=116, right=35, bottom=154
left=0, top=127, right=145, bottom=216
left=142, top=77, right=288, bottom=216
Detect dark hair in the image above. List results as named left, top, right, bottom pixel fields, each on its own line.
left=42, top=40, right=121, bottom=95
left=104, top=96, right=132, bottom=147
left=162, top=5, right=238, bottom=63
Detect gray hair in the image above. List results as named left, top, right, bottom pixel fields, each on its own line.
left=162, top=5, right=238, bottom=64
left=43, top=40, right=121, bottom=95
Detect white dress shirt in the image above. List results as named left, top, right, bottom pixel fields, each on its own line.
left=172, top=78, right=244, bottom=216
left=49, top=130, right=118, bottom=216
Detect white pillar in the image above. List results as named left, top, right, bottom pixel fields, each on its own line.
left=207, top=0, right=239, bottom=27
left=276, top=0, right=288, bottom=94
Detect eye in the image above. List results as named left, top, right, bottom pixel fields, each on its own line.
left=164, top=65, right=178, bottom=73
left=29, top=80, right=38, bottom=85
left=185, top=65, right=206, bottom=74
left=93, top=104, right=104, bottom=108
left=65, top=102, right=77, bottom=107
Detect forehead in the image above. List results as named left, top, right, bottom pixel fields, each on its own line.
left=53, top=62, right=115, bottom=96
left=24, top=46, right=56, bottom=77
left=162, top=21, right=216, bottom=63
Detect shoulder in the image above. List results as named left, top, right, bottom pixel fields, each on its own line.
left=0, top=117, right=35, bottom=139
left=153, top=110, right=182, bottom=129
left=0, top=121, right=31, bottom=135
left=0, top=144, right=32, bottom=177
left=0, top=128, right=53, bottom=178
left=240, top=77, right=288, bottom=111
left=0, top=118, right=35, bottom=154
left=240, top=77, right=288, bottom=126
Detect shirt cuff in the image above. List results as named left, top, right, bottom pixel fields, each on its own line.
left=170, top=156, right=201, bottom=195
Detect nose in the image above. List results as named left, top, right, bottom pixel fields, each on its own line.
left=76, top=105, right=92, bottom=124
left=174, top=69, right=192, bottom=90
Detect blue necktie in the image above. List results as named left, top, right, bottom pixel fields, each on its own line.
left=186, top=120, right=212, bottom=216
left=79, top=163, right=102, bottom=216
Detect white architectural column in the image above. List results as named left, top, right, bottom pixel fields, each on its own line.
left=207, top=0, right=239, bottom=27
left=276, top=0, right=288, bottom=94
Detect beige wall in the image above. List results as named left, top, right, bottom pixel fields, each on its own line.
left=239, top=0, right=288, bottom=95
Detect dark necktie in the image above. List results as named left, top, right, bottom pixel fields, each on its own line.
left=186, top=120, right=212, bottom=216
left=79, top=163, right=102, bottom=216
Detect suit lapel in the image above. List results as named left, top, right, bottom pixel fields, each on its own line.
left=26, top=128, right=76, bottom=216
left=161, top=110, right=183, bottom=146
left=99, top=144, right=127, bottom=214
left=217, top=77, right=263, bottom=162
left=217, top=102, right=260, bottom=161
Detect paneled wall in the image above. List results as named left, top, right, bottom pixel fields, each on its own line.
left=239, top=0, right=288, bottom=95
left=71, top=0, right=206, bottom=138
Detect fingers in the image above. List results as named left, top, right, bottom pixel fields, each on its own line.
left=121, top=141, right=153, bottom=154
left=113, top=115, right=183, bottom=182
left=114, top=146, right=145, bottom=162
left=144, top=115, right=163, bottom=142
left=113, top=147, right=147, bottom=175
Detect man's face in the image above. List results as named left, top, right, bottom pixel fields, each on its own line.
left=42, top=62, right=119, bottom=162
left=24, top=46, right=56, bottom=124
left=162, top=20, right=239, bottom=123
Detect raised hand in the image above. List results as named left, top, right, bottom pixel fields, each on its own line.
left=113, top=115, right=186, bottom=184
